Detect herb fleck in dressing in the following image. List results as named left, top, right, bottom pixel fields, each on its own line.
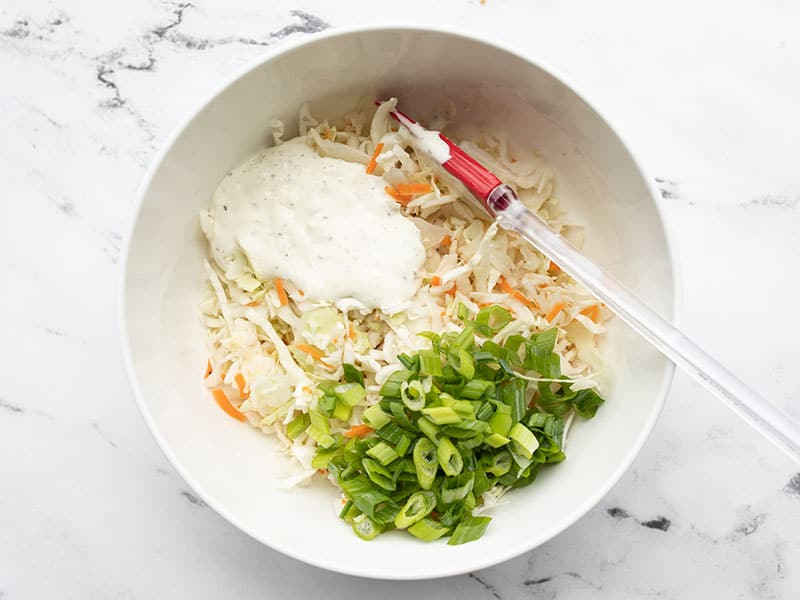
left=207, top=138, right=425, bottom=310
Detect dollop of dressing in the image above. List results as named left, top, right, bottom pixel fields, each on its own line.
left=207, top=137, right=425, bottom=311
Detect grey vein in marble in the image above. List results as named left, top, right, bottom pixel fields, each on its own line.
left=783, top=472, right=800, bottom=496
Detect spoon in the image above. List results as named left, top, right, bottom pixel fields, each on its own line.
left=381, top=101, right=800, bottom=462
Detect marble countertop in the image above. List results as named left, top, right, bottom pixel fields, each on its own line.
left=2, top=0, right=799, bottom=597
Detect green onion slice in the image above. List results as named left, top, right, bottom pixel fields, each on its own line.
left=413, top=437, right=438, bottom=490
left=394, top=491, right=436, bottom=529
left=447, top=516, right=492, bottom=545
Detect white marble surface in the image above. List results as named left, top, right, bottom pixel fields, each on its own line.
left=2, top=0, right=799, bottom=597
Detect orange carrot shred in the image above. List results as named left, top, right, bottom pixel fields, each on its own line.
left=298, top=289, right=305, bottom=297
left=498, top=275, right=538, bottom=310
left=549, top=261, right=561, bottom=274
left=384, top=185, right=413, bottom=205
left=348, top=323, right=357, bottom=341
left=580, top=304, right=601, bottom=323
left=546, top=301, right=565, bottom=323
left=396, top=183, right=433, bottom=195
left=430, top=276, right=441, bottom=287
left=295, top=343, right=334, bottom=369
left=446, top=283, right=457, bottom=296
left=366, top=142, right=384, bottom=174
left=212, top=389, right=245, bottom=422
left=234, top=373, right=249, bottom=399
left=344, top=424, right=373, bottom=438
left=274, top=278, right=288, bottom=306
left=440, top=235, right=452, bottom=247
left=246, top=301, right=259, bottom=307
left=204, top=359, right=212, bottom=379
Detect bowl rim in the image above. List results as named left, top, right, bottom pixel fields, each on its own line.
left=118, top=24, right=681, bottom=580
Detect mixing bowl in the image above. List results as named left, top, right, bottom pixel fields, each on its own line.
left=120, top=26, right=677, bottom=579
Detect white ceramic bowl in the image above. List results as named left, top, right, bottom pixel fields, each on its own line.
left=121, top=26, right=677, bottom=579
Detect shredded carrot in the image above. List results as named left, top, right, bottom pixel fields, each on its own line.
left=439, top=235, right=452, bottom=247
left=549, top=261, right=561, bottom=274
left=298, top=289, right=305, bottom=297
left=295, top=343, right=333, bottom=368
left=430, top=275, right=441, bottom=287
left=498, top=275, right=538, bottom=310
left=204, top=359, right=212, bottom=379
left=445, top=283, right=457, bottom=296
left=234, top=373, right=249, bottom=399
left=348, top=323, right=357, bottom=341
left=366, top=142, right=384, bottom=174
left=274, top=278, right=288, bottom=306
left=246, top=301, right=259, bottom=307
left=384, top=185, right=413, bottom=205
left=212, top=389, right=245, bottom=422
left=580, top=304, right=601, bottom=323
left=396, top=182, right=433, bottom=195
left=344, top=424, right=374, bottom=438
left=546, top=301, right=565, bottom=323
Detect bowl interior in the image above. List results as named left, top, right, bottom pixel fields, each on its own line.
left=122, top=28, right=675, bottom=579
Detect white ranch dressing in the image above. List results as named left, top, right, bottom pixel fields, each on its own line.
left=391, top=108, right=452, bottom=164
left=207, top=137, right=425, bottom=311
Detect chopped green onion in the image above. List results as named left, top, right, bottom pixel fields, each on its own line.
left=318, top=393, right=336, bottom=417
left=475, top=401, right=494, bottom=421
left=389, top=401, right=413, bottom=428
left=342, top=363, right=365, bottom=386
left=395, top=434, right=412, bottom=457
left=499, top=378, right=528, bottom=423
left=376, top=422, right=405, bottom=445
left=334, top=382, right=366, bottom=407
left=485, top=450, right=512, bottom=476
left=339, top=476, right=390, bottom=518
left=371, top=503, right=400, bottom=526
left=397, top=352, right=418, bottom=371
left=461, top=379, right=495, bottom=400
left=417, top=417, right=441, bottom=445
left=408, top=517, right=450, bottom=541
left=394, top=490, right=436, bottom=529
left=307, top=411, right=335, bottom=448
left=450, top=324, right=475, bottom=352
left=332, top=400, right=351, bottom=422
left=421, top=406, right=461, bottom=425
left=419, top=349, right=444, bottom=376
left=452, top=400, right=476, bottom=420
left=413, top=438, right=438, bottom=489
left=485, top=432, right=510, bottom=448
left=571, top=388, right=605, bottom=418
left=362, top=404, right=391, bottom=429
left=440, top=473, right=475, bottom=504
left=457, top=302, right=469, bottom=321
left=380, top=369, right=412, bottom=398
left=352, top=514, right=382, bottom=540
left=339, top=499, right=356, bottom=521
left=476, top=305, right=512, bottom=331
left=401, top=380, right=426, bottom=411
left=286, top=413, right=310, bottom=440
left=489, top=403, right=512, bottom=436
left=361, top=457, right=396, bottom=491
left=509, top=423, right=539, bottom=459
left=437, top=437, right=463, bottom=476
left=447, top=516, right=492, bottom=545
left=366, top=441, right=400, bottom=465
left=449, top=348, right=475, bottom=379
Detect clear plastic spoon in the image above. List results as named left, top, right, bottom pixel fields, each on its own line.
left=383, top=101, right=800, bottom=462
